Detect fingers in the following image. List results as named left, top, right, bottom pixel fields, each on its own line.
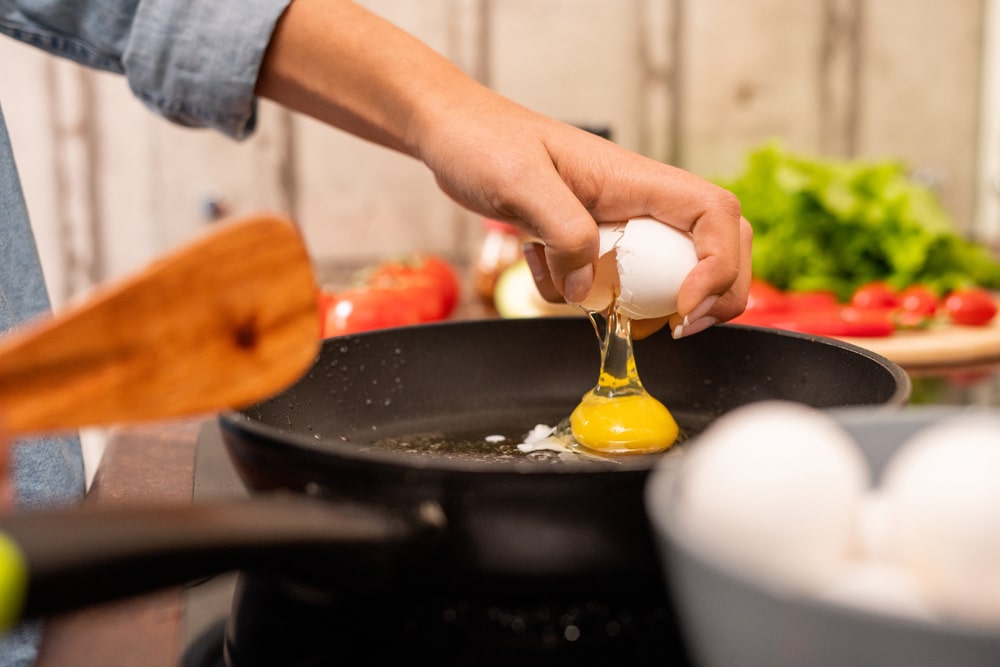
left=500, top=168, right=601, bottom=305
left=522, top=212, right=751, bottom=341
left=541, top=137, right=747, bottom=335
left=420, top=106, right=749, bottom=332
left=669, top=215, right=753, bottom=339
left=522, top=242, right=564, bottom=303
left=622, top=168, right=748, bottom=340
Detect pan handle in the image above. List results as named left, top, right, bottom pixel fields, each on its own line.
left=0, top=493, right=445, bottom=629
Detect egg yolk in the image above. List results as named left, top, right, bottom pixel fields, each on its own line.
left=570, top=306, right=679, bottom=455
left=571, top=391, right=678, bottom=454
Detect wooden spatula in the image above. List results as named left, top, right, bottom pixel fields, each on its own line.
left=0, top=213, right=320, bottom=435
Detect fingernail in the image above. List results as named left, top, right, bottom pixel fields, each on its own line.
left=671, top=315, right=689, bottom=339
left=522, top=244, right=547, bottom=282
left=672, top=316, right=718, bottom=339
left=686, top=295, right=719, bottom=323
left=563, top=265, right=594, bottom=305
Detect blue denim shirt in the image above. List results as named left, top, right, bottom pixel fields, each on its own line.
left=0, top=1, right=290, bottom=664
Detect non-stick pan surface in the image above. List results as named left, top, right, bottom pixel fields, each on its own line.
left=219, top=319, right=910, bottom=586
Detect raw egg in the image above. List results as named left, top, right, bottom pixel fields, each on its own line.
left=579, top=217, right=699, bottom=319
left=570, top=217, right=697, bottom=455
left=569, top=308, right=680, bottom=454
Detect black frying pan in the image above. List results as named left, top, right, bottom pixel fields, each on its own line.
left=219, top=318, right=909, bottom=585
left=0, top=319, right=909, bottom=625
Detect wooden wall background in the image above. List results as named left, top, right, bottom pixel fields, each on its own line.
left=0, top=0, right=995, bottom=311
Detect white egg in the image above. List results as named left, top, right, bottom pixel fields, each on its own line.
left=881, top=414, right=1000, bottom=627
left=818, top=560, right=937, bottom=622
left=853, top=489, right=894, bottom=562
left=579, top=217, right=698, bottom=319
left=673, top=401, right=869, bottom=592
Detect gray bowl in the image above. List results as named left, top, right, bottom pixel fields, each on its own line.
left=646, top=406, right=1000, bottom=667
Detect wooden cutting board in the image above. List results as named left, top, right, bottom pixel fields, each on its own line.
left=837, top=301, right=1000, bottom=368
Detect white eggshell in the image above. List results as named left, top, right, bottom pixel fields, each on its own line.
left=818, top=560, right=937, bottom=622
left=882, top=415, right=1000, bottom=627
left=854, top=490, right=894, bottom=562
left=579, top=217, right=698, bottom=319
left=674, top=401, right=870, bottom=593
left=578, top=223, right=624, bottom=313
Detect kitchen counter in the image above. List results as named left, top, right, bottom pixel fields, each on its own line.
left=35, top=419, right=201, bottom=667
left=30, top=352, right=1000, bottom=666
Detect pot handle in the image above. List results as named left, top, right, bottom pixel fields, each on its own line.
left=0, top=493, right=444, bottom=630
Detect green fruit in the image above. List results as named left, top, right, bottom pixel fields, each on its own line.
left=493, top=260, right=583, bottom=319
left=0, top=533, right=27, bottom=631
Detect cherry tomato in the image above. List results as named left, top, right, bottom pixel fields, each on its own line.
left=732, top=282, right=896, bottom=336
left=321, top=287, right=422, bottom=337
left=898, top=285, right=938, bottom=317
left=850, top=281, right=899, bottom=310
left=943, top=287, right=998, bottom=326
left=786, top=290, right=839, bottom=311
left=745, top=279, right=788, bottom=314
left=840, top=305, right=894, bottom=326
left=762, top=311, right=895, bottom=337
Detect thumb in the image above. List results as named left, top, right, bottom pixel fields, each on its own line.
left=513, top=189, right=599, bottom=305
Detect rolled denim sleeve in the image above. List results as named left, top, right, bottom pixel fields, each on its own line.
left=0, top=0, right=292, bottom=139
left=123, top=0, right=291, bottom=139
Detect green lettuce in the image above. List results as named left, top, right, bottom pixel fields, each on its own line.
left=716, top=143, right=1000, bottom=301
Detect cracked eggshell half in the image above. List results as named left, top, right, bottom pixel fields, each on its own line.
left=579, top=217, right=699, bottom=319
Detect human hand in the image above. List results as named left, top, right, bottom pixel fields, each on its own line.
left=411, top=94, right=750, bottom=339
left=258, top=0, right=749, bottom=339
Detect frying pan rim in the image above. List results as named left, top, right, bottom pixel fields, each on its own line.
left=219, top=321, right=911, bottom=477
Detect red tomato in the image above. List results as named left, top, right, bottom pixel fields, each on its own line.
left=840, top=305, right=894, bottom=325
left=367, top=254, right=461, bottom=318
left=943, top=287, right=998, bottom=326
left=733, top=284, right=898, bottom=337
left=786, top=290, right=839, bottom=311
left=898, top=285, right=938, bottom=317
left=417, top=255, right=461, bottom=315
left=850, top=281, right=899, bottom=310
left=371, top=273, right=448, bottom=322
left=790, top=318, right=894, bottom=337
left=745, top=279, right=788, bottom=314
left=729, top=310, right=778, bottom=326
left=317, top=290, right=337, bottom=325
left=762, top=310, right=894, bottom=337
left=735, top=303, right=893, bottom=337
left=321, top=287, right=422, bottom=337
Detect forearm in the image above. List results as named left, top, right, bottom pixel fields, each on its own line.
left=256, top=0, right=490, bottom=158
left=255, top=0, right=749, bottom=329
